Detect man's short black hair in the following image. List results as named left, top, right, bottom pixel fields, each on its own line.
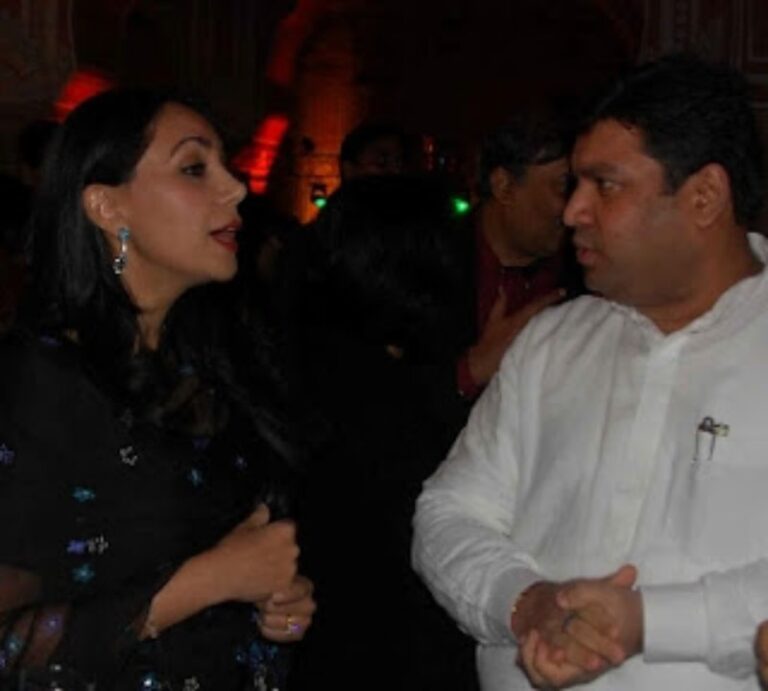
left=584, top=53, right=765, bottom=226
left=477, top=112, right=571, bottom=199
left=339, top=122, right=407, bottom=164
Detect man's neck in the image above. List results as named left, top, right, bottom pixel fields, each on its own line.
left=478, top=202, right=535, bottom=268
left=643, top=237, right=762, bottom=334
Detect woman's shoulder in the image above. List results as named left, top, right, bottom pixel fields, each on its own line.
left=0, top=329, right=81, bottom=377
left=0, top=329, right=97, bottom=415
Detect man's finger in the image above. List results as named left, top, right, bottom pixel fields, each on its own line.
left=571, top=602, right=619, bottom=639
left=557, top=564, right=636, bottom=611
left=757, top=621, right=768, bottom=663
left=564, top=616, right=624, bottom=666
left=519, top=629, right=549, bottom=688
left=534, top=637, right=589, bottom=688
left=607, top=564, right=637, bottom=589
left=548, top=628, right=605, bottom=672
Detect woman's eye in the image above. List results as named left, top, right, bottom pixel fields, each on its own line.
left=182, top=162, right=206, bottom=177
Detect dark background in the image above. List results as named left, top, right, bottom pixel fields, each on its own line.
left=1, top=0, right=766, bottom=223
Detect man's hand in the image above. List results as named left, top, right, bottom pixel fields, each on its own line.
left=513, top=565, right=638, bottom=688
left=755, top=620, right=768, bottom=688
left=468, top=288, right=564, bottom=387
left=557, top=564, right=643, bottom=660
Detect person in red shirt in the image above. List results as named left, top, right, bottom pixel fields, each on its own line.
left=456, top=115, right=582, bottom=398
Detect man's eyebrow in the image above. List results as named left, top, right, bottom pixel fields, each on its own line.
left=170, top=135, right=215, bottom=157
left=572, top=162, right=621, bottom=178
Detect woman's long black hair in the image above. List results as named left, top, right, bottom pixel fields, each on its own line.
left=20, top=88, right=297, bottom=481
left=292, top=175, right=464, bottom=359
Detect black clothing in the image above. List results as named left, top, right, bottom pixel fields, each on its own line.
left=287, top=324, right=478, bottom=691
left=0, top=331, right=284, bottom=690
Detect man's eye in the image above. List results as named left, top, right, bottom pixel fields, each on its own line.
left=182, top=162, right=206, bottom=177
left=597, top=178, right=618, bottom=193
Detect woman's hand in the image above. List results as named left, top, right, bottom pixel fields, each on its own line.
left=142, top=503, right=302, bottom=638
left=209, top=504, right=300, bottom=604
left=255, top=575, right=316, bottom=642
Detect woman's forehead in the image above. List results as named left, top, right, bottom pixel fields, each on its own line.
left=145, top=102, right=221, bottom=156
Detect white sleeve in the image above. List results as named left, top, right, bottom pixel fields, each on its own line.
left=412, top=350, right=542, bottom=645
left=642, top=558, right=768, bottom=678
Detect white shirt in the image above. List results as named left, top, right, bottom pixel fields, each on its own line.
left=413, top=234, right=768, bottom=690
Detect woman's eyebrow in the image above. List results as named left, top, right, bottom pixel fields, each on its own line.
left=170, top=135, right=214, bottom=157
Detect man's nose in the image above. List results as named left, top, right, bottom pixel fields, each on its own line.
left=563, top=183, right=591, bottom=228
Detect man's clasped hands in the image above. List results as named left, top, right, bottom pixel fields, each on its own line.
left=511, top=565, right=643, bottom=688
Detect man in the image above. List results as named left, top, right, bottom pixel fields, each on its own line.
left=758, top=622, right=768, bottom=689
left=338, top=121, right=407, bottom=181
left=413, top=54, right=768, bottom=690
left=455, top=117, right=578, bottom=399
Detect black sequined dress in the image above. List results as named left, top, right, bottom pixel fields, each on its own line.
left=0, top=331, right=286, bottom=690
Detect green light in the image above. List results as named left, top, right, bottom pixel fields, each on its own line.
left=313, top=197, right=328, bottom=209
left=452, top=197, right=470, bottom=215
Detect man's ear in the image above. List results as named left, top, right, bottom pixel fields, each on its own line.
left=686, top=163, right=731, bottom=228
left=82, top=184, right=123, bottom=233
left=489, top=166, right=518, bottom=205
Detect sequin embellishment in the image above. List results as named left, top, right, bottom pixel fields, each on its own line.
left=5, top=634, right=22, bottom=656
left=72, top=487, right=96, bottom=503
left=119, top=445, right=139, bottom=466
left=188, top=467, right=204, bottom=487
left=42, top=613, right=63, bottom=634
left=140, top=672, right=162, bottom=690
left=0, top=443, right=15, bottom=466
left=182, top=678, right=200, bottom=691
left=72, top=563, right=95, bottom=584
left=67, top=535, right=109, bottom=556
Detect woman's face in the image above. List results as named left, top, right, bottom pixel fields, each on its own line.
left=108, top=102, right=247, bottom=307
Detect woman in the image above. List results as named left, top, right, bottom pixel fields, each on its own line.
left=280, top=176, right=478, bottom=690
left=0, top=89, right=313, bottom=689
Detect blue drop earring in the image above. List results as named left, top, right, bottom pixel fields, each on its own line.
left=112, top=227, right=130, bottom=275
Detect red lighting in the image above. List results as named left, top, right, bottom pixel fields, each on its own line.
left=232, top=114, right=290, bottom=194
left=54, top=69, right=115, bottom=121
left=266, top=0, right=323, bottom=87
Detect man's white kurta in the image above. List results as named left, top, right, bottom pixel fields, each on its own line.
left=413, top=234, right=768, bottom=690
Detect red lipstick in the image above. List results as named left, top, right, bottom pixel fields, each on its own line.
left=210, top=221, right=241, bottom=253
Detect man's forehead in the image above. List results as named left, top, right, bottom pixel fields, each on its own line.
left=526, top=157, right=569, bottom=183
left=571, top=119, right=650, bottom=171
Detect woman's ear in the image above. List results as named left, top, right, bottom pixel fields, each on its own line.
left=82, top=184, right=122, bottom=234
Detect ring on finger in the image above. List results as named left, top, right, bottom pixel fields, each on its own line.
left=561, top=612, right=578, bottom=633
left=286, top=614, right=302, bottom=635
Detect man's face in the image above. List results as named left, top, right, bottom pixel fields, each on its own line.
left=503, top=157, right=569, bottom=260
left=564, top=119, right=696, bottom=309
left=344, top=136, right=404, bottom=179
